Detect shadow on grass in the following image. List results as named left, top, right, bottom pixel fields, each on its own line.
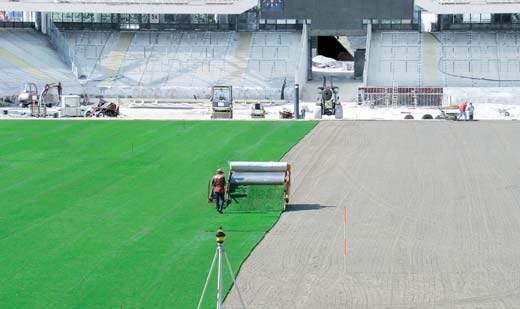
left=229, top=193, right=248, bottom=203
left=284, top=204, right=336, bottom=212
left=225, top=210, right=279, bottom=214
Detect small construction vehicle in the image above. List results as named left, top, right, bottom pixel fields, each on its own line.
left=210, top=86, right=233, bottom=119
left=279, top=108, right=293, bottom=119
left=37, top=82, right=62, bottom=108
left=18, top=83, right=38, bottom=108
left=314, top=77, right=343, bottom=119
left=29, top=82, right=63, bottom=117
left=85, top=98, right=120, bottom=117
left=19, top=82, right=63, bottom=108
left=251, top=102, right=266, bottom=118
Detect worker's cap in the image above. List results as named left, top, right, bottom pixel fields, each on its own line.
left=216, top=168, right=223, bottom=174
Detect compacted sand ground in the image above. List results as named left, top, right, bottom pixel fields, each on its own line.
left=225, top=121, right=520, bottom=308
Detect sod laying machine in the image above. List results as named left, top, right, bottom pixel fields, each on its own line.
left=208, top=161, right=291, bottom=211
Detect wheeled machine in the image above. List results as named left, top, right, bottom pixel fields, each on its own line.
left=314, top=77, right=343, bottom=119
left=85, top=99, right=119, bottom=117
left=251, top=103, right=266, bottom=118
left=207, top=161, right=292, bottom=211
left=210, top=86, right=233, bottom=119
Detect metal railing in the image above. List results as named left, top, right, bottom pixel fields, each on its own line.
left=0, top=21, right=34, bottom=28
left=48, top=21, right=82, bottom=78
left=358, top=87, right=444, bottom=107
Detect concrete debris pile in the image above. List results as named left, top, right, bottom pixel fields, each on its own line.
left=312, top=55, right=337, bottom=68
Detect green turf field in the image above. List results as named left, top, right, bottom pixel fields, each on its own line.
left=0, top=120, right=315, bottom=308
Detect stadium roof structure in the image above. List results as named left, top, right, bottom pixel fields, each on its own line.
left=417, top=0, right=520, bottom=14
left=0, top=0, right=257, bottom=14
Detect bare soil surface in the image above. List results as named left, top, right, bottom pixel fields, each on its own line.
left=225, top=121, right=520, bottom=308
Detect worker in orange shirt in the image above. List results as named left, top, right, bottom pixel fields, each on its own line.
left=212, top=168, right=226, bottom=214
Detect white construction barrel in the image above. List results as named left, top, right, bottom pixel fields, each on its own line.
left=229, top=161, right=288, bottom=172
left=335, top=103, right=343, bottom=119
left=229, top=172, right=286, bottom=185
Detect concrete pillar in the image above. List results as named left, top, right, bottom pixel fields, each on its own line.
left=294, top=84, right=300, bottom=119
left=94, top=13, right=102, bottom=23
left=23, top=11, right=33, bottom=22
left=418, top=12, right=422, bottom=33
left=308, top=35, right=313, bottom=80
left=41, top=12, right=49, bottom=34
left=34, top=12, right=41, bottom=31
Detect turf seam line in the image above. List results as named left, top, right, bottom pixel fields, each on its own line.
left=222, top=121, right=318, bottom=304
left=222, top=208, right=284, bottom=304
left=279, top=121, right=319, bottom=161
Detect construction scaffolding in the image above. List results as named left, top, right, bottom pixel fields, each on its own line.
left=358, top=87, right=443, bottom=107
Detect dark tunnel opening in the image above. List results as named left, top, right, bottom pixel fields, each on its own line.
left=317, top=36, right=353, bottom=61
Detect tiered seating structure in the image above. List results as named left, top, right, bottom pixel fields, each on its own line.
left=0, top=29, right=79, bottom=95
left=63, top=30, right=301, bottom=98
left=367, top=30, right=520, bottom=88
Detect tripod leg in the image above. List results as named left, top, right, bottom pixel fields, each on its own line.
left=223, top=249, right=247, bottom=309
left=197, top=248, right=218, bottom=309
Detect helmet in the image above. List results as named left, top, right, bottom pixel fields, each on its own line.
left=216, top=168, right=223, bottom=174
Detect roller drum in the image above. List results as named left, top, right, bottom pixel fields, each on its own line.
left=230, top=172, right=286, bottom=185
left=229, top=161, right=288, bottom=172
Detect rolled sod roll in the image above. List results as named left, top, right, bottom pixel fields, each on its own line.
left=229, top=172, right=286, bottom=185
left=229, top=161, right=288, bottom=172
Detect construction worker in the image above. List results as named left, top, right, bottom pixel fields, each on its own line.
left=467, top=102, right=475, bottom=121
left=212, top=168, right=226, bottom=214
left=458, top=101, right=468, bottom=121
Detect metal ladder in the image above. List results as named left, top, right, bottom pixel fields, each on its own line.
left=412, top=89, right=417, bottom=108
left=391, top=83, right=399, bottom=108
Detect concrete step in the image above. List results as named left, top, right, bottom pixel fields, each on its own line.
left=422, top=32, right=441, bottom=86
left=227, top=32, right=252, bottom=85
left=0, top=47, right=52, bottom=83
left=99, top=32, right=134, bottom=87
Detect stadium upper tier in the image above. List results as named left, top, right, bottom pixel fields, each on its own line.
left=367, top=30, right=520, bottom=88
left=0, top=28, right=301, bottom=99
left=417, top=0, right=520, bottom=13
left=0, top=29, right=79, bottom=95
left=0, top=0, right=256, bottom=14
left=63, top=30, right=301, bottom=98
